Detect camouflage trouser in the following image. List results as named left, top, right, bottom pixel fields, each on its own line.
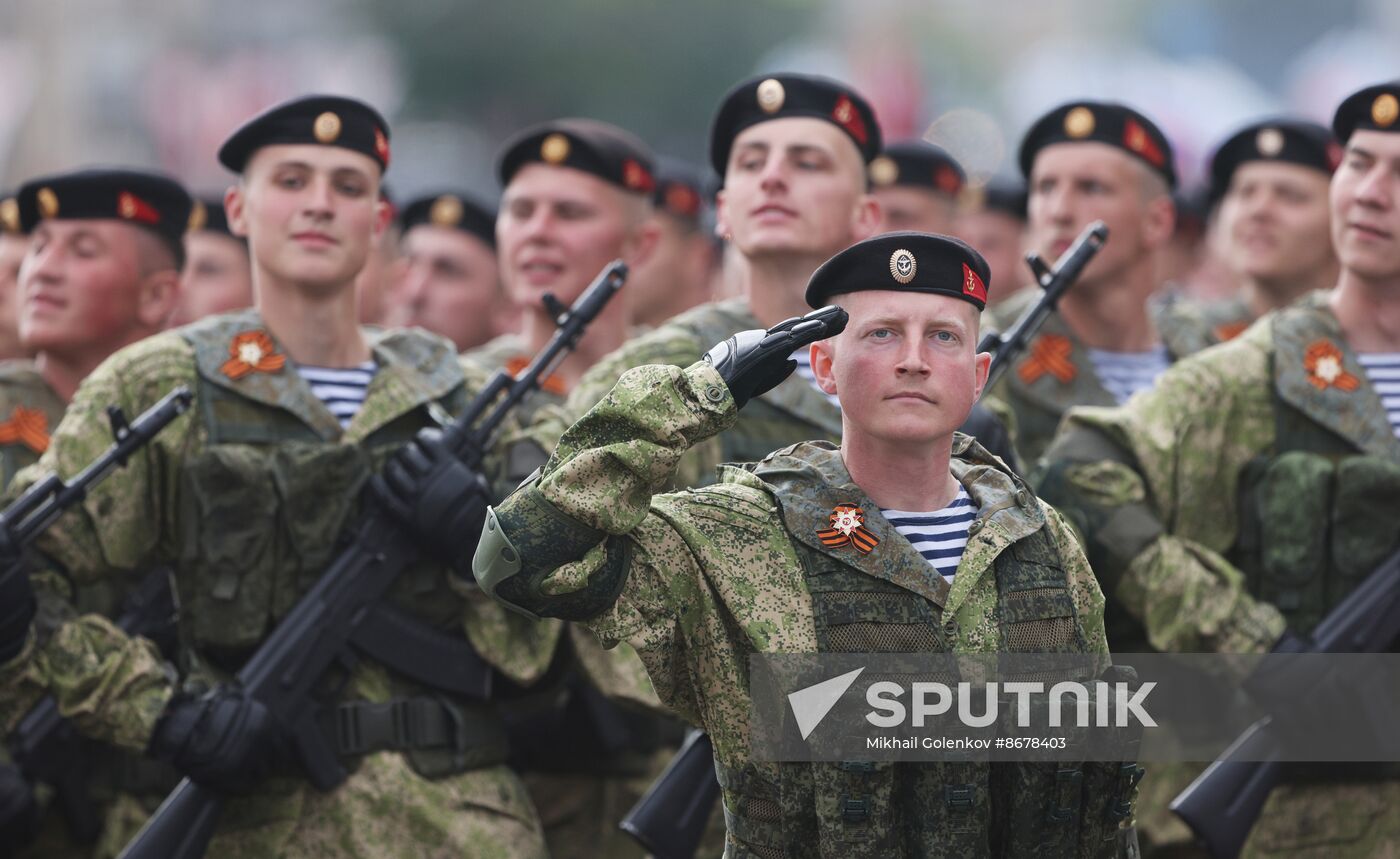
left=1241, top=779, right=1400, bottom=858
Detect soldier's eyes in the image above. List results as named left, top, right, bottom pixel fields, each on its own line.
left=934, top=331, right=956, bottom=343
left=869, top=329, right=892, bottom=339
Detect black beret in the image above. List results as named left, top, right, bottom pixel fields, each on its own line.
left=187, top=197, right=234, bottom=237
left=497, top=118, right=656, bottom=194
left=1019, top=100, right=1176, bottom=188
left=1332, top=80, right=1400, bottom=144
left=218, top=94, right=391, bottom=173
left=710, top=73, right=882, bottom=177
left=399, top=191, right=496, bottom=249
left=17, top=168, right=194, bottom=266
left=806, top=231, right=990, bottom=311
left=868, top=141, right=966, bottom=196
left=0, top=192, right=23, bottom=236
left=958, top=177, right=1027, bottom=221
left=1208, top=118, right=1339, bottom=200
left=651, top=157, right=706, bottom=224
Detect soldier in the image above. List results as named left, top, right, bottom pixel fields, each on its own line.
left=1155, top=120, right=1339, bottom=355
left=393, top=191, right=507, bottom=352
left=987, top=101, right=1179, bottom=469
left=0, top=194, right=30, bottom=361
left=956, top=178, right=1029, bottom=309
left=0, top=94, right=553, bottom=857
left=355, top=186, right=401, bottom=325
left=868, top=140, right=966, bottom=234
left=170, top=197, right=253, bottom=327
left=1037, top=80, right=1400, bottom=856
left=0, top=169, right=189, bottom=858
left=628, top=159, right=718, bottom=329
left=381, top=232, right=1140, bottom=857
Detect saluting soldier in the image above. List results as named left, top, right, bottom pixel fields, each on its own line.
left=171, top=196, right=253, bottom=327
left=381, top=232, right=1141, bottom=857
left=868, top=140, right=966, bottom=235
left=393, top=191, right=507, bottom=353
left=1154, top=119, right=1339, bottom=356
left=1037, top=80, right=1400, bottom=857
left=0, top=95, right=554, bottom=858
left=987, top=101, right=1180, bottom=469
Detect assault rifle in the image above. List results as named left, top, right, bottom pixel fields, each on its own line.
left=120, top=261, right=628, bottom=859
left=1170, top=545, right=1400, bottom=858
left=979, top=219, right=1108, bottom=390
left=0, top=387, right=193, bottom=849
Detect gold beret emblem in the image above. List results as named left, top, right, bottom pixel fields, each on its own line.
left=187, top=200, right=208, bottom=232
left=1255, top=128, right=1284, bottom=157
left=0, top=198, right=18, bottom=233
left=1372, top=93, right=1398, bottom=128
left=429, top=195, right=464, bottom=227
left=118, top=193, right=137, bottom=219
left=313, top=111, right=343, bottom=144
left=756, top=78, right=786, bottom=114
left=540, top=133, right=571, bottom=164
left=1063, top=106, right=1095, bottom=139
left=868, top=156, right=899, bottom=186
left=36, top=187, right=58, bottom=219
left=889, top=248, right=917, bottom=285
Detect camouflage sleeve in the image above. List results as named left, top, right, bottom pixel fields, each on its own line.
left=481, top=362, right=736, bottom=623
left=1038, top=342, right=1286, bottom=653
left=1040, top=501, right=1108, bottom=655
left=0, top=337, right=196, bottom=745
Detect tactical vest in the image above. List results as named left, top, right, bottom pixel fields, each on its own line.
left=1232, top=314, right=1400, bottom=633
left=174, top=318, right=505, bottom=778
left=713, top=445, right=1134, bottom=858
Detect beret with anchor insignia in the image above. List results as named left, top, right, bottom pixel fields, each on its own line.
left=496, top=118, right=656, bottom=194
left=868, top=141, right=966, bottom=196
left=1208, top=118, right=1339, bottom=201
left=1019, top=99, right=1176, bottom=188
left=399, top=191, right=496, bottom=248
left=18, top=168, right=194, bottom=266
left=710, top=73, right=882, bottom=177
left=1332, top=80, right=1400, bottom=143
left=805, top=231, right=991, bottom=311
left=217, top=94, right=391, bottom=173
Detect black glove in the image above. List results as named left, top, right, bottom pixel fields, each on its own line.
left=371, top=428, right=491, bottom=568
left=147, top=687, right=282, bottom=793
left=703, top=306, right=849, bottom=410
left=0, top=762, right=39, bottom=850
left=0, top=529, right=33, bottom=664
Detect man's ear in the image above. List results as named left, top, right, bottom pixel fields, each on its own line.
left=850, top=194, right=882, bottom=242
left=1142, top=193, right=1176, bottom=251
left=137, top=268, right=182, bottom=329
left=810, top=339, right=838, bottom=395
left=623, top=218, right=662, bottom=270
left=224, top=183, right=248, bottom=239
left=714, top=187, right=731, bottom=240
left=972, top=350, right=992, bottom=402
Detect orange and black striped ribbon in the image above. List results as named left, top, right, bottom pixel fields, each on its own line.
left=815, top=503, right=879, bottom=555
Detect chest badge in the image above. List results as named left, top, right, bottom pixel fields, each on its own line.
left=0, top=406, right=50, bottom=454
left=1303, top=339, right=1359, bottom=391
left=816, top=503, right=879, bottom=555
left=221, top=330, right=287, bottom=380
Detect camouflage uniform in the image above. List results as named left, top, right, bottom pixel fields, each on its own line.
left=0, top=361, right=65, bottom=487
left=0, top=309, right=552, bottom=858
left=984, top=288, right=1198, bottom=470
left=1038, top=291, right=1400, bottom=856
left=479, top=361, right=1140, bottom=857
left=1148, top=292, right=1256, bottom=359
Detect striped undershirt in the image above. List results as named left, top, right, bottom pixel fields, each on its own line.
left=1358, top=352, right=1400, bottom=438
left=1086, top=346, right=1170, bottom=404
left=791, top=349, right=841, bottom=408
left=880, top=484, right=977, bottom=584
left=297, top=361, right=378, bottom=428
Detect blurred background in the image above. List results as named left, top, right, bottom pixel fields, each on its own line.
left=0, top=0, right=1394, bottom=200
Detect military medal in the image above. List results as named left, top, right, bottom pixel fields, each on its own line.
left=817, top=504, right=879, bottom=555
left=1017, top=334, right=1076, bottom=384
left=0, top=406, right=50, bottom=454
left=221, top=330, right=287, bottom=380
left=1303, top=340, right=1359, bottom=391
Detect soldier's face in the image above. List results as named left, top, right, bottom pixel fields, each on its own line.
left=18, top=220, right=146, bottom=353
left=497, top=163, right=641, bottom=310
left=1027, top=143, right=1172, bottom=285
left=717, top=118, right=879, bottom=261
left=811, top=290, right=989, bottom=446
left=0, top=234, right=26, bottom=350
left=172, top=231, right=252, bottom=326
left=1218, top=161, right=1333, bottom=285
left=873, top=186, right=958, bottom=235
left=229, top=144, right=388, bottom=294
left=393, top=225, right=501, bottom=352
left=1330, top=130, right=1400, bottom=281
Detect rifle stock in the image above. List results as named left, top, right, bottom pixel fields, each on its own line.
left=620, top=730, right=720, bottom=859
left=119, top=262, right=628, bottom=859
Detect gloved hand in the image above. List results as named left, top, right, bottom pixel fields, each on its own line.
left=147, top=687, right=282, bottom=793
left=0, top=528, right=33, bottom=664
left=371, top=427, right=491, bottom=567
left=703, top=306, right=848, bottom=409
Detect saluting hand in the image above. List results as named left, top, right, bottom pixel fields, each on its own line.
left=703, top=306, right=848, bottom=410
